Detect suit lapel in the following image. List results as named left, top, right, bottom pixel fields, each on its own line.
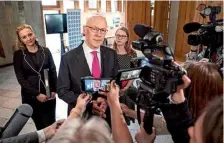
left=75, top=46, right=91, bottom=76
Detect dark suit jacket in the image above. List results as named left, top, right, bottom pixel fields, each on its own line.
left=0, top=132, right=39, bottom=143
left=13, top=46, right=57, bottom=103
left=57, top=43, right=119, bottom=114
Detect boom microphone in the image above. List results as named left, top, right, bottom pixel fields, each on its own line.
left=1, top=104, right=33, bottom=139
left=134, top=24, right=153, bottom=38
left=183, top=22, right=201, bottom=33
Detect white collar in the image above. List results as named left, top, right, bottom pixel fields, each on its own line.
left=83, top=42, right=100, bottom=54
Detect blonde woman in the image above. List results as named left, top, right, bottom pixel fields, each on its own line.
left=13, top=24, right=57, bottom=130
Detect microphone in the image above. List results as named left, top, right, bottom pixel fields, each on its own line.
left=134, top=24, right=153, bottom=38
left=183, top=22, right=201, bottom=33
left=1, top=104, right=33, bottom=139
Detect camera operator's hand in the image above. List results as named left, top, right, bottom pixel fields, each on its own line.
left=92, top=97, right=107, bottom=118
left=135, top=123, right=156, bottom=143
left=171, top=75, right=191, bottom=104
left=43, top=119, right=65, bottom=140
left=75, top=93, right=92, bottom=114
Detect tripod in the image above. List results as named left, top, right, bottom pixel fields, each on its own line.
left=136, top=82, right=169, bottom=134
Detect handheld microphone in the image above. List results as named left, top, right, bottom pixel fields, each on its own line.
left=134, top=24, right=153, bottom=38
left=1, top=104, right=33, bottom=139
left=183, top=22, right=201, bottom=33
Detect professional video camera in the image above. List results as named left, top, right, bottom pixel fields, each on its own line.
left=129, top=24, right=186, bottom=134
left=183, top=4, right=223, bottom=65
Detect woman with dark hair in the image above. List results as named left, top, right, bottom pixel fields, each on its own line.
left=113, top=27, right=137, bottom=125
left=13, top=24, right=57, bottom=130
left=183, top=62, right=223, bottom=120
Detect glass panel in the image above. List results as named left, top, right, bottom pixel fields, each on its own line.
left=41, top=0, right=57, bottom=6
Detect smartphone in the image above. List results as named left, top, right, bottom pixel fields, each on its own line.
left=116, top=68, right=143, bottom=81
left=81, top=77, right=111, bottom=93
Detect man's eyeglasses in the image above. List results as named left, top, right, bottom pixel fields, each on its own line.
left=85, top=26, right=108, bottom=34
left=115, top=34, right=127, bottom=39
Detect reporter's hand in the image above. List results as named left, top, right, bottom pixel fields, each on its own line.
left=36, top=94, right=47, bottom=102
left=99, top=80, right=120, bottom=107
left=43, top=119, right=65, bottom=140
left=75, top=93, right=92, bottom=113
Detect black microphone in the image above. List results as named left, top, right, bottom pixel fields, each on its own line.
left=134, top=24, right=153, bottom=38
left=183, top=22, right=201, bottom=33
left=1, top=104, right=33, bottom=139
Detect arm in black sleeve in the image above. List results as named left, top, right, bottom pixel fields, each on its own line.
left=160, top=100, right=193, bottom=143
left=0, top=132, right=39, bottom=143
left=13, top=51, right=40, bottom=97
left=57, top=55, right=79, bottom=104
left=46, top=48, right=57, bottom=92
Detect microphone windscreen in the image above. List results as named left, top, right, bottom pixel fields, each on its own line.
left=134, top=24, right=152, bottom=38
left=183, top=22, right=201, bottom=33
left=1, top=104, right=33, bottom=139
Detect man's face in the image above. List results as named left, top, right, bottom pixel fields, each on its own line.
left=83, top=16, right=108, bottom=49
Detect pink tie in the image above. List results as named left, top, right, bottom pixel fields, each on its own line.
left=91, top=51, right=101, bottom=78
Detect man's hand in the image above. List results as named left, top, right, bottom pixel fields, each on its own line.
left=43, top=119, right=65, bottom=140
left=36, top=94, right=47, bottom=102
left=92, top=97, right=107, bottom=118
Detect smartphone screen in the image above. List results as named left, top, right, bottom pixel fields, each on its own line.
left=120, top=69, right=142, bottom=81
left=83, top=79, right=111, bottom=92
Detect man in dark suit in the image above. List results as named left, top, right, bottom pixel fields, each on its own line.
left=57, top=15, right=119, bottom=122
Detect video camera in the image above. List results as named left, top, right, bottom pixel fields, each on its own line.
left=130, top=24, right=187, bottom=135
left=183, top=4, right=223, bottom=47
left=131, top=24, right=186, bottom=96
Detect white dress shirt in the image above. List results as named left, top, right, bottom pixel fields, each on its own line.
left=82, top=42, right=101, bottom=74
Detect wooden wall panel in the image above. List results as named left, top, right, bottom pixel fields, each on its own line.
left=117, top=0, right=122, bottom=12
left=84, top=1, right=89, bottom=12
left=125, top=1, right=151, bottom=42
left=106, top=0, right=111, bottom=12
left=153, top=1, right=169, bottom=41
left=74, top=0, right=79, bottom=9
left=174, top=1, right=197, bottom=61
